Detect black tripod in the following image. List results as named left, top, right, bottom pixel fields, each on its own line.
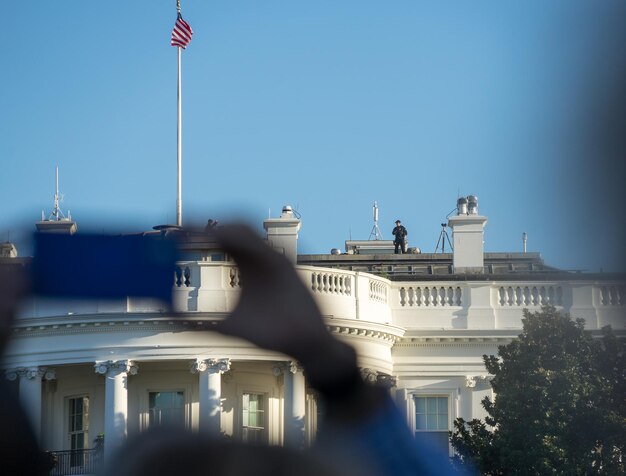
left=435, top=223, right=453, bottom=253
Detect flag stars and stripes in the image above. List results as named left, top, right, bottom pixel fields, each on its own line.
left=171, top=14, right=193, bottom=49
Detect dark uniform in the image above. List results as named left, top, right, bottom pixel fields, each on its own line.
left=392, top=221, right=408, bottom=254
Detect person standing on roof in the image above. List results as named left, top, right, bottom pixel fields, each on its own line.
left=392, top=220, right=408, bottom=254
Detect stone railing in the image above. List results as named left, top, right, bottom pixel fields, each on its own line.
left=296, top=267, right=391, bottom=323
left=228, top=266, right=242, bottom=288
left=599, top=285, right=624, bottom=306
left=497, top=285, right=563, bottom=307
left=14, top=262, right=625, bottom=331
left=171, top=265, right=393, bottom=319
left=398, top=285, right=462, bottom=307
left=369, top=279, right=388, bottom=304
left=174, top=264, right=192, bottom=287
left=310, top=271, right=352, bottom=296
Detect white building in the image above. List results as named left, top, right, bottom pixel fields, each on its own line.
left=2, top=200, right=625, bottom=475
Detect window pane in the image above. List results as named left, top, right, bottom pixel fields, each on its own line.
left=149, top=391, right=185, bottom=427
left=249, top=411, right=258, bottom=427
left=426, top=413, right=438, bottom=430
left=68, top=396, right=89, bottom=453
left=438, top=414, right=448, bottom=430
left=416, top=414, right=427, bottom=430
left=75, top=415, right=83, bottom=431
left=242, top=393, right=265, bottom=442
left=438, top=397, right=448, bottom=415
left=156, top=392, right=172, bottom=407
left=173, top=391, right=184, bottom=407
left=415, top=396, right=449, bottom=432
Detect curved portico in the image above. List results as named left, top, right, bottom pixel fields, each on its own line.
left=5, top=291, right=402, bottom=459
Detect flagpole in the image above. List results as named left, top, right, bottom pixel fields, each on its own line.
left=175, top=0, right=183, bottom=227
left=176, top=44, right=182, bottom=227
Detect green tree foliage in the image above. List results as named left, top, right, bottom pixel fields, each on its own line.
left=451, top=306, right=625, bottom=475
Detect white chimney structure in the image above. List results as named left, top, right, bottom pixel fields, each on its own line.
left=448, top=195, right=487, bottom=274
left=263, top=205, right=301, bottom=264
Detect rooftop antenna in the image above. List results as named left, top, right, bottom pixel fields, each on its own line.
left=522, top=232, right=527, bottom=253
left=36, top=165, right=77, bottom=234
left=49, top=165, right=67, bottom=221
left=368, top=201, right=384, bottom=240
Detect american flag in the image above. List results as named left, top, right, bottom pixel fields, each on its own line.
left=171, top=14, right=193, bottom=49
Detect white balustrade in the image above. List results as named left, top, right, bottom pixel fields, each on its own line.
left=310, top=271, right=352, bottom=296
left=399, top=285, right=462, bottom=307
left=599, top=285, right=625, bottom=306
left=228, top=266, right=241, bottom=288
left=369, top=279, right=388, bottom=304
left=174, top=265, right=192, bottom=287
left=497, top=285, right=563, bottom=307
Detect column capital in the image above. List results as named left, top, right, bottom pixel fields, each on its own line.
left=43, top=369, right=56, bottom=381
left=5, top=368, right=19, bottom=381
left=465, top=375, right=492, bottom=389
left=287, top=360, right=302, bottom=374
left=359, top=367, right=378, bottom=384
left=191, top=358, right=231, bottom=374
left=95, top=360, right=138, bottom=376
left=18, top=367, right=47, bottom=380
left=359, top=368, right=397, bottom=388
left=273, top=361, right=302, bottom=376
left=11, top=367, right=57, bottom=381
left=376, top=373, right=397, bottom=389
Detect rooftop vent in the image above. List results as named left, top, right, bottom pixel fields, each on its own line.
left=467, top=195, right=478, bottom=215
left=456, top=195, right=479, bottom=215
left=456, top=197, right=468, bottom=215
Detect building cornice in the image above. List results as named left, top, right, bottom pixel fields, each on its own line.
left=324, top=317, right=405, bottom=344
left=10, top=313, right=229, bottom=338
left=396, top=330, right=518, bottom=347
left=11, top=313, right=406, bottom=345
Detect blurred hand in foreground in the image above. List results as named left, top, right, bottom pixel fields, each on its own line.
left=213, top=225, right=342, bottom=363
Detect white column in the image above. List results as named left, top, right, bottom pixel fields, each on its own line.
left=8, top=367, right=52, bottom=442
left=192, top=358, right=230, bottom=436
left=95, top=360, right=137, bottom=462
left=282, top=361, right=306, bottom=449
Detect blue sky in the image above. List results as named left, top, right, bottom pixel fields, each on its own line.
left=1, top=1, right=625, bottom=271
